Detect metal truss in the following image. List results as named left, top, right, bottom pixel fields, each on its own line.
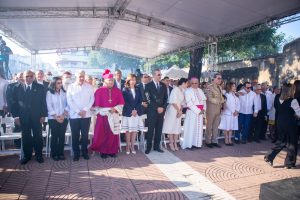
left=0, top=6, right=207, bottom=40
left=94, top=0, right=131, bottom=48
left=0, top=5, right=299, bottom=59
left=0, top=23, right=32, bottom=52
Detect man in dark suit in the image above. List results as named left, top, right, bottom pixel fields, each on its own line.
left=137, top=73, right=150, bottom=114
left=114, top=69, right=125, bottom=90
left=12, top=70, right=47, bottom=165
left=6, top=72, right=24, bottom=135
left=252, top=85, right=268, bottom=143
left=144, top=69, right=168, bottom=154
left=162, top=76, right=173, bottom=100
left=35, top=70, right=49, bottom=91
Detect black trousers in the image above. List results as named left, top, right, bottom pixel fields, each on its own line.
left=69, top=118, right=91, bottom=157
left=21, top=118, right=43, bottom=159
left=146, top=110, right=164, bottom=150
left=48, top=119, right=68, bottom=157
left=265, top=124, right=297, bottom=167
left=252, top=116, right=262, bottom=141
left=260, top=115, right=268, bottom=139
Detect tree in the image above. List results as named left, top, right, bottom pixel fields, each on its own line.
left=217, top=26, right=285, bottom=62
left=188, top=47, right=204, bottom=79
left=87, top=50, right=143, bottom=71
left=142, top=51, right=189, bottom=72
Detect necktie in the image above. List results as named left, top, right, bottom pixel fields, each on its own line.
left=156, top=83, right=160, bottom=91
left=26, top=85, right=30, bottom=95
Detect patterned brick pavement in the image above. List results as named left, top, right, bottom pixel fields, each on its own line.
left=0, top=153, right=187, bottom=200
left=0, top=140, right=299, bottom=200
left=172, top=141, right=300, bottom=200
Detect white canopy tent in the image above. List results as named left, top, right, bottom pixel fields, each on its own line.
left=0, top=0, right=299, bottom=59
left=162, top=66, right=188, bottom=79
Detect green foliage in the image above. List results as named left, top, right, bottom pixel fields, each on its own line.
left=141, top=51, right=190, bottom=72
left=217, top=26, right=285, bottom=62
left=87, top=50, right=143, bottom=70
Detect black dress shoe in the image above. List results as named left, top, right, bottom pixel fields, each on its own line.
left=100, top=154, right=108, bottom=159
left=264, top=156, right=273, bottom=167
left=192, top=146, right=201, bottom=149
left=234, top=140, right=240, bottom=144
left=59, top=155, right=66, bottom=160
left=83, top=154, right=90, bottom=160
left=205, top=143, right=214, bottom=148
left=73, top=156, right=80, bottom=161
left=154, top=148, right=164, bottom=153
left=271, top=139, right=277, bottom=143
left=187, top=147, right=194, bottom=151
left=254, top=140, right=261, bottom=143
left=260, top=137, right=267, bottom=141
left=36, top=156, right=44, bottom=163
left=108, top=154, right=117, bottom=158
left=52, top=156, right=59, bottom=161
left=145, top=149, right=151, bottom=154
left=20, top=158, right=30, bottom=165
left=212, top=143, right=221, bottom=148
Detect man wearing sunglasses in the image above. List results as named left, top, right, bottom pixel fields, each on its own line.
left=205, top=73, right=224, bottom=148
left=235, top=82, right=256, bottom=144
left=144, top=69, right=168, bottom=154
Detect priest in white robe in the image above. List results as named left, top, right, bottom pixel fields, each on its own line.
left=182, top=78, right=207, bottom=150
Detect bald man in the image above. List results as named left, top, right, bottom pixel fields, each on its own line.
left=12, top=70, right=47, bottom=165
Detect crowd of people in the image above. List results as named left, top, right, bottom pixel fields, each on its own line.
left=1, top=68, right=299, bottom=169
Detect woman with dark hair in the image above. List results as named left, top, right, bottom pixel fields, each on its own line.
left=162, top=78, right=188, bottom=151
left=46, top=76, right=68, bottom=161
left=121, top=73, right=144, bottom=154
left=264, top=83, right=300, bottom=169
left=219, top=82, right=240, bottom=145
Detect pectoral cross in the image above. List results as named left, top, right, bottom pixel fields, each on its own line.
left=108, top=88, right=112, bottom=103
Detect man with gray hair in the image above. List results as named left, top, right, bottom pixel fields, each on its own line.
left=67, top=70, right=94, bottom=161
left=144, top=69, right=168, bottom=154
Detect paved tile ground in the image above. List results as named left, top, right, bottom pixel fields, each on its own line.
left=0, top=152, right=187, bottom=200
left=0, top=140, right=299, bottom=200
left=173, top=140, right=300, bottom=200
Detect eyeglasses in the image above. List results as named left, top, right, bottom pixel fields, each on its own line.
left=26, top=75, right=33, bottom=78
left=143, top=76, right=149, bottom=78
left=56, top=82, right=62, bottom=85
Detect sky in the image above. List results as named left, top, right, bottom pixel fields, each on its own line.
left=1, top=19, right=300, bottom=67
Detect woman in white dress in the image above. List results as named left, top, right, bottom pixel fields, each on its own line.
left=162, top=78, right=188, bottom=151
left=219, top=82, right=240, bottom=146
left=182, top=78, right=207, bottom=150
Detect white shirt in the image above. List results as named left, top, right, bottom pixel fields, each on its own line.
left=115, top=80, right=121, bottom=89
left=25, top=83, right=32, bottom=90
left=223, top=92, right=240, bottom=115
left=37, top=80, right=44, bottom=85
left=238, top=89, right=256, bottom=114
left=66, top=82, right=95, bottom=119
left=0, top=78, right=8, bottom=110
left=46, top=90, right=68, bottom=119
left=254, top=93, right=262, bottom=114
left=279, top=99, right=300, bottom=118
left=264, top=90, right=273, bottom=111
left=130, top=88, right=136, bottom=99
